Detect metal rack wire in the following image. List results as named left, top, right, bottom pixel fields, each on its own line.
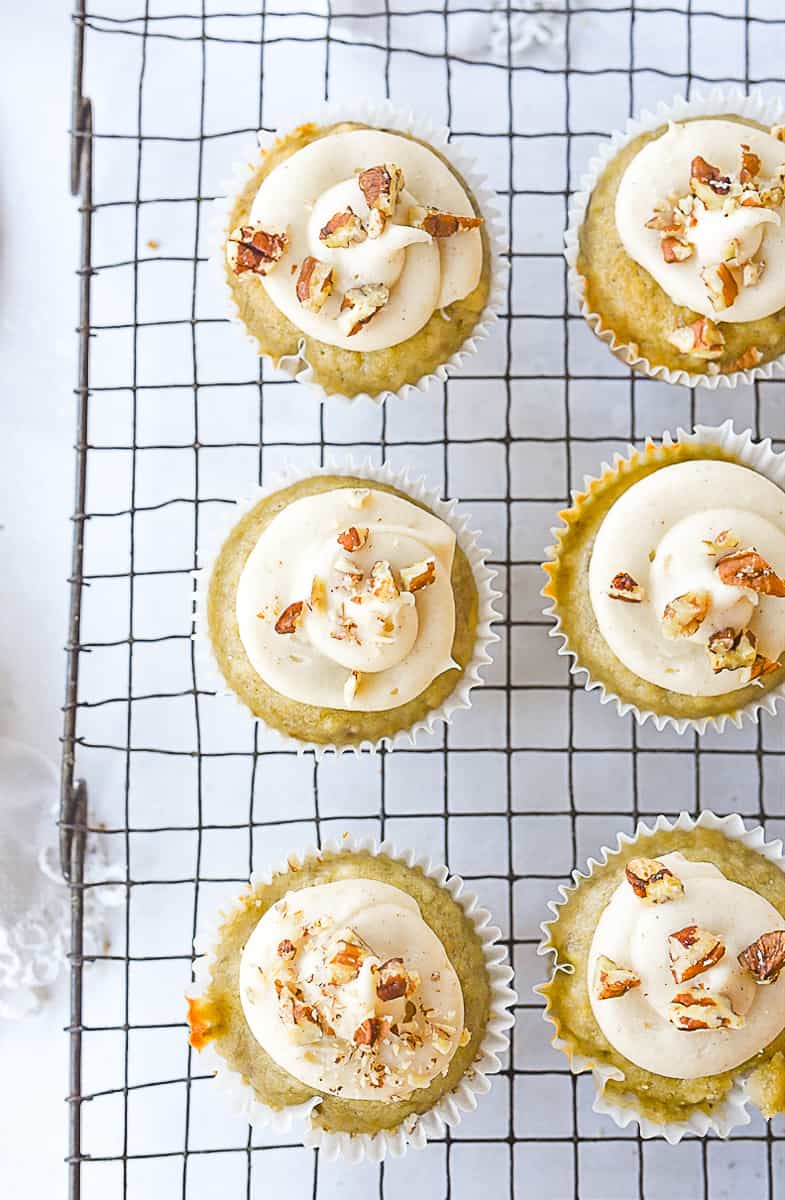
left=62, top=3, right=784, bottom=1198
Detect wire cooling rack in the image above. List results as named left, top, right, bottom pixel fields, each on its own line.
left=62, top=3, right=785, bottom=1198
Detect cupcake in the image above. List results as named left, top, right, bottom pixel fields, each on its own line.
left=199, top=464, right=497, bottom=751
left=186, top=838, right=515, bottom=1159
left=220, top=104, right=500, bottom=402
left=543, top=424, right=785, bottom=733
left=567, top=92, right=785, bottom=385
left=538, top=813, right=785, bottom=1140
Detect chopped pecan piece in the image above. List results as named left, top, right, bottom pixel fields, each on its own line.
left=703, top=529, right=740, bottom=557
left=625, top=857, right=684, bottom=904
left=716, top=549, right=785, bottom=597
left=593, top=954, right=641, bottom=1000
left=690, top=155, right=732, bottom=209
left=330, top=937, right=365, bottom=984
left=400, top=559, right=436, bottom=593
left=310, top=576, right=327, bottom=612
left=287, top=1002, right=324, bottom=1044
left=408, top=205, right=484, bottom=237
left=662, top=591, right=711, bottom=639
left=337, top=526, right=369, bottom=552
left=662, top=236, right=694, bottom=263
left=669, top=986, right=744, bottom=1031
left=742, top=260, right=766, bottom=288
left=353, top=1017, right=389, bottom=1046
left=728, top=345, right=764, bottom=372
left=668, top=925, right=726, bottom=983
left=339, top=283, right=390, bottom=336
left=296, top=256, right=334, bottom=312
left=277, top=938, right=297, bottom=960
left=771, top=124, right=785, bottom=142
left=738, top=930, right=785, bottom=984
left=667, top=316, right=725, bottom=359
left=226, top=224, right=288, bottom=276
left=369, top=560, right=399, bottom=602
left=608, top=572, right=644, bottom=603
left=343, top=670, right=360, bottom=706
left=750, top=654, right=780, bottom=681
left=358, top=163, right=405, bottom=237
left=740, top=144, right=762, bottom=184
left=274, top=600, right=304, bottom=635
left=706, top=627, right=758, bottom=675
left=376, top=957, right=410, bottom=1002
left=319, top=206, right=367, bottom=248
left=701, top=262, right=739, bottom=312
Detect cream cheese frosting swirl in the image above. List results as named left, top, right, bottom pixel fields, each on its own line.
left=239, top=879, right=467, bottom=1100
left=589, top=460, right=785, bottom=697
left=588, top=852, right=785, bottom=1079
left=236, top=486, right=458, bottom=712
left=237, top=127, right=483, bottom=351
left=615, top=120, right=785, bottom=323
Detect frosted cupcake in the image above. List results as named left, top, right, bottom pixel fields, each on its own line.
left=539, top=815, right=785, bottom=1138
left=222, top=116, right=494, bottom=400
left=543, top=427, right=785, bottom=732
left=186, top=840, right=515, bottom=1157
left=571, top=110, right=785, bottom=382
left=202, top=469, right=496, bottom=750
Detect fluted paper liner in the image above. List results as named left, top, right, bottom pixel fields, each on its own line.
left=188, top=834, right=516, bottom=1163
left=193, top=457, right=501, bottom=755
left=536, top=811, right=785, bottom=1143
left=565, top=87, right=785, bottom=389
left=542, top=421, right=785, bottom=735
left=214, top=97, right=507, bottom=406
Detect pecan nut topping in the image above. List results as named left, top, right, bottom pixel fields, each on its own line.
left=706, top=627, right=758, bottom=675
left=739, top=144, right=762, bottom=184
left=700, top=262, right=739, bottom=311
left=715, top=549, right=785, bottom=596
left=662, top=590, right=711, bottom=639
left=400, top=559, right=437, bottom=593
left=593, top=954, right=641, bottom=1000
left=227, top=224, right=288, bottom=277
left=274, top=600, right=305, bottom=635
left=376, top=957, right=410, bottom=1002
left=668, top=985, right=744, bottom=1031
left=625, top=857, right=684, bottom=904
left=337, top=526, right=369, bottom=552
left=666, top=317, right=725, bottom=359
left=408, top=205, right=484, bottom=238
left=668, top=924, right=726, bottom=983
left=661, top=236, right=694, bottom=263
left=339, top=283, right=390, bottom=336
left=608, top=572, right=644, bottom=603
left=295, top=256, right=334, bottom=312
left=738, top=930, right=785, bottom=984
left=353, top=1016, right=389, bottom=1047
left=702, top=529, right=740, bottom=557
left=358, top=163, right=405, bottom=238
left=319, top=206, right=368, bottom=248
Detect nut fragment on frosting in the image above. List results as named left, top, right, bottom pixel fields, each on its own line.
left=593, top=954, right=640, bottom=1000
left=409, top=205, right=484, bottom=238
left=608, top=572, right=644, bottom=603
left=235, top=486, right=458, bottom=713
left=340, top=283, right=389, bottom=336
left=667, top=316, right=725, bottom=360
left=668, top=924, right=725, bottom=982
left=319, top=207, right=367, bottom=248
left=662, top=590, right=710, bottom=639
left=715, top=548, right=785, bottom=596
left=227, top=224, right=288, bottom=276
left=358, top=163, right=405, bottom=238
left=238, top=878, right=468, bottom=1100
left=296, top=256, right=334, bottom=312
left=625, top=857, right=685, bottom=904
left=668, top=986, right=744, bottom=1032
left=706, top=627, right=758, bottom=675
left=738, top=930, right=785, bottom=985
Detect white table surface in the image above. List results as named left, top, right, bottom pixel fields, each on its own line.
left=1, top=4, right=784, bottom=1199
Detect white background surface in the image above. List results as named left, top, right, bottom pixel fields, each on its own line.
left=1, top=3, right=784, bottom=1198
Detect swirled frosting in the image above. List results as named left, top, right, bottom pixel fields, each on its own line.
left=239, top=879, right=467, bottom=1100
left=232, top=127, right=483, bottom=351
left=615, top=120, right=785, bottom=324
left=236, top=486, right=458, bottom=711
left=589, top=460, right=785, bottom=697
left=588, top=852, right=785, bottom=1079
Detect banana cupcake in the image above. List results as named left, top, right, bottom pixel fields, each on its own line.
left=186, top=837, right=516, bottom=1159
left=220, top=104, right=500, bottom=402
left=539, top=813, right=785, bottom=1140
left=200, top=465, right=497, bottom=751
left=543, top=424, right=785, bottom=733
left=567, top=92, right=785, bottom=385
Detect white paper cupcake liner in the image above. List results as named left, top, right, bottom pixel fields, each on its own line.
left=213, top=97, right=507, bottom=406
left=188, top=833, right=517, bottom=1163
left=543, top=420, right=785, bottom=736
left=536, top=810, right=785, bottom=1143
left=193, top=457, right=501, bottom=756
left=565, top=87, right=785, bottom=389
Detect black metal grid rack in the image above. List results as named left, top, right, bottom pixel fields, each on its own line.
left=63, top=3, right=784, bottom=1198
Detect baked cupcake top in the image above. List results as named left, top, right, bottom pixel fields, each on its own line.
left=226, top=127, right=484, bottom=352
left=589, top=459, right=785, bottom=697
left=238, top=878, right=468, bottom=1101
left=588, top=850, right=785, bottom=1079
left=237, top=485, right=458, bottom=711
left=615, top=119, right=785, bottom=364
